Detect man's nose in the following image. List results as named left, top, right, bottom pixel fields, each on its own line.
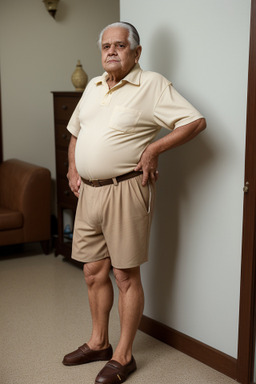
left=108, top=44, right=117, bottom=55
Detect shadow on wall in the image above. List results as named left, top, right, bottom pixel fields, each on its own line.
left=144, top=25, right=215, bottom=323
left=147, top=131, right=214, bottom=321
left=144, top=26, right=179, bottom=79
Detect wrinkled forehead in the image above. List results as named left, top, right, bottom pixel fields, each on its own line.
left=101, top=26, right=130, bottom=45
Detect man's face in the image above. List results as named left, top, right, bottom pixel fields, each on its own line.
left=101, top=27, right=141, bottom=80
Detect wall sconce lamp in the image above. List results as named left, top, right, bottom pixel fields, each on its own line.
left=43, top=0, right=60, bottom=19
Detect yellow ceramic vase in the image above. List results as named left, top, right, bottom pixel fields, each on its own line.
left=71, top=60, right=88, bottom=91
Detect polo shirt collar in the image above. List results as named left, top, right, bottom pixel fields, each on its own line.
left=95, top=63, right=142, bottom=87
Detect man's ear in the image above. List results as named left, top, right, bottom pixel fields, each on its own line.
left=135, top=45, right=142, bottom=63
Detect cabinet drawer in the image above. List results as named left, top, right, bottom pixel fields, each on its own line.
left=54, top=96, right=80, bottom=121
left=57, top=178, right=78, bottom=207
left=56, top=149, right=69, bottom=177
left=55, top=125, right=71, bottom=149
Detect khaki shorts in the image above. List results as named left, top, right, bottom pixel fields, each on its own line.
left=71, top=174, right=155, bottom=269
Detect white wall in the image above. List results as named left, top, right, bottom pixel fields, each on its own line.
left=121, top=0, right=250, bottom=358
left=0, top=0, right=119, bottom=209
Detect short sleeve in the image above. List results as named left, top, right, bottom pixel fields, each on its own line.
left=153, top=84, right=204, bottom=131
left=66, top=97, right=83, bottom=137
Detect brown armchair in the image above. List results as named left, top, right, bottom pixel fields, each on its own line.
left=0, top=159, right=51, bottom=254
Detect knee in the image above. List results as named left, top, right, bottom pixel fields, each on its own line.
left=113, top=267, right=141, bottom=294
left=83, top=263, right=96, bottom=287
left=83, top=259, right=111, bottom=288
left=113, top=269, right=131, bottom=293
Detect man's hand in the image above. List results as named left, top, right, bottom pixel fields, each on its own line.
left=134, top=145, right=159, bottom=186
left=134, top=118, right=206, bottom=186
left=67, top=167, right=81, bottom=198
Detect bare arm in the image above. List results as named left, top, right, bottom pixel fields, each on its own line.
left=135, top=117, right=206, bottom=186
left=67, top=134, right=81, bottom=198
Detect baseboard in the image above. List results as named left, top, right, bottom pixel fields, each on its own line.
left=139, top=314, right=238, bottom=381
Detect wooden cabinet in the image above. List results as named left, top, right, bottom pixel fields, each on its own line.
left=52, top=91, right=82, bottom=258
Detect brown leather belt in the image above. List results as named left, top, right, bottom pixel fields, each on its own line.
left=82, top=170, right=142, bottom=187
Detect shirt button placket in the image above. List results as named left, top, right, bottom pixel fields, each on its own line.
left=101, top=92, right=112, bottom=105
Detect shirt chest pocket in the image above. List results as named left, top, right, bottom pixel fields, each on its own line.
left=109, top=106, right=141, bottom=133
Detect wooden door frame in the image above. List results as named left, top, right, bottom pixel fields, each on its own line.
left=0, top=77, right=3, bottom=162
left=237, top=1, right=256, bottom=383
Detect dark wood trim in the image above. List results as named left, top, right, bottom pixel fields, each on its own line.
left=52, top=91, right=83, bottom=96
left=0, top=77, right=3, bottom=162
left=139, top=315, right=237, bottom=380
left=237, top=1, right=256, bottom=383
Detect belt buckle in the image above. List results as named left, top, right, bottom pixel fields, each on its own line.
left=89, top=179, right=101, bottom=187
left=90, top=179, right=101, bottom=187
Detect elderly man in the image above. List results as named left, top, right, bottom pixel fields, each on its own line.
left=63, top=22, right=206, bottom=384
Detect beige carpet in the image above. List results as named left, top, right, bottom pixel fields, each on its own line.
left=0, top=244, right=237, bottom=384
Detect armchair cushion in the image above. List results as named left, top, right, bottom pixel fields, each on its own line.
left=0, top=159, right=51, bottom=250
left=0, top=207, right=23, bottom=230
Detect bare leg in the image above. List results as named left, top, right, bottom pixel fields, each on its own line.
left=84, top=258, right=113, bottom=350
left=112, top=266, right=144, bottom=365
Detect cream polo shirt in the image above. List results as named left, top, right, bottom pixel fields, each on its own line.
left=67, top=64, right=203, bottom=180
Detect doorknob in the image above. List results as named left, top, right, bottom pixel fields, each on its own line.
left=243, top=181, right=249, bottom=193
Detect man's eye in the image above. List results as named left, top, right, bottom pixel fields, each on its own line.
left=103, top=45, right=110, bottom=50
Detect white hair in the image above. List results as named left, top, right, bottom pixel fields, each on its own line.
left=98, top=22, right=140, bottom=50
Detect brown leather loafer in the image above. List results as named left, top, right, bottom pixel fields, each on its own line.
left=62, top=343, right=113, bottom=366
left=95, top=356, right=137, bottom=384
